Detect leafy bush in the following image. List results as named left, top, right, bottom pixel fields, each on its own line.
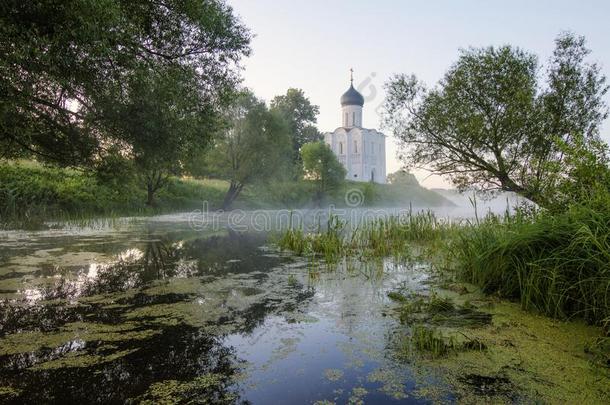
left=0, top=161, right=225, bottom=227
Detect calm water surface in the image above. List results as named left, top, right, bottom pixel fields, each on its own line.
left=0, top=211, right=454, bottom=404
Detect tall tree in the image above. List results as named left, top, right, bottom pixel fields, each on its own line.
left=206, top=91, right=292, bottom=210
left=0, top=0, right=251, bottom=165
left=270, top=88, right=321, bottom=162
left=103, top=67, right=217, bottom=205
left=383, top=33, right=608, bottom=208
left=300, top=141, right=346, bottom=205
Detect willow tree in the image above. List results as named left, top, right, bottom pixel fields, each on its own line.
left=206, top=91, right=292, bottom=210
left=270, top=88, right=321, bottom=164
left=103, top=67, right=218, bottom=205
left=1, top=0, right=251, bottom=165
left=383, top=33, right=608, bottom=208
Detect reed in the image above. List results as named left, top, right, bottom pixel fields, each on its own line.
left=278, top=203, right=610, bottom=329
left=405, top=324, right=458, bottom=358
left=450, top=203, right=610, bottom=325
left=277, top=210, right=446, bottom=264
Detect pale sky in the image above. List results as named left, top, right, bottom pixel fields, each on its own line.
left=228, top=0, right=610, bottom=188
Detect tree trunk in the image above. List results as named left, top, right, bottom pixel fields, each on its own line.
left=146, top=181, right=155, bottom=206
left=221, top=181, right=243, bottom=210
left=145, top=170, right=166, bottom=206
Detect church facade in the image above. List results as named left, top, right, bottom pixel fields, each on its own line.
left=323, top=75, right=387, bottom=184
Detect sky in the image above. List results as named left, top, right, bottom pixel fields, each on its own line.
left=227, top=0, right=610, bottom=188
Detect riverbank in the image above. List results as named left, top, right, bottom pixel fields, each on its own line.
left=277, top=208, right=610, bottom=402
left=0, top=160, right=452, bottom=229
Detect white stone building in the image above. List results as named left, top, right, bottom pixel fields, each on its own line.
left=323, top=75, right=386, bottom=183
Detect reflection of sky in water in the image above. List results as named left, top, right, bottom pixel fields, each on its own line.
left=225, top=260, right=438, bottom=404
left=0, top=213, right=452, bottom=403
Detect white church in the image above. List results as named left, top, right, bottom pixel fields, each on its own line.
left=323, top=73, right=387, bottom=184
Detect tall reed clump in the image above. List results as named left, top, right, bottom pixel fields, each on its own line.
left=277, top=211, right=446, bottom=263
left=276, top=214, right=346, bottom=264
left=451, top=203, right=610, bottom=325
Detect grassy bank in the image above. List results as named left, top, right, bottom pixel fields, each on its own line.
left=0, top=161, right=452, bottom=228
left=0, top=161, right=228, bottom=227
left=276, top=207, right=610, bottom=400
left=277, top=207, right=610, bottom=327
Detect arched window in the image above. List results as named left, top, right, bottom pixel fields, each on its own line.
left=339, top=142, right=343, bottom=154
left=354, top=140, right=358, bottom=154
left=352, top=112, right=356, bottom=126
left=344, top=112, right=348, bottom=126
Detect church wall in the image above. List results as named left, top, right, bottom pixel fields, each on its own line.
left=323, top=82, right=387, bottom=184
left=341, top=105, right=363, bottom=127
left=324, top=127, right=386, bottom=184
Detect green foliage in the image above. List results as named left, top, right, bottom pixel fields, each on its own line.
left=406, top=324, right=458, bottom=358
left=1, top=0, right=251, bottom=165
left=544, top=134, right=610, bottom=212
left=270, top=88, right=321, bottom=162
left=300, top=142, right=346, bottom=204
left=387, top=170, right=419, bottom=186
left=93, top=147, right=136, bottom=189
left=384, top=32, right=608, bottom=208
left=0, top=161, right=224, bottom=227
left=204, top=90, right=292, bottom=209
left=103, top=66, right=219, bottom=205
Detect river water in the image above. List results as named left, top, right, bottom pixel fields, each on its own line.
left=0, top=207, right=476, bottom=404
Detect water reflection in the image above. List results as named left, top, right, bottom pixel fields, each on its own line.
left=0, top=220, right=448, bottom=403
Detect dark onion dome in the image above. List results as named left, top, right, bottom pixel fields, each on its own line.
left=340, top=84, right=364, bottom=107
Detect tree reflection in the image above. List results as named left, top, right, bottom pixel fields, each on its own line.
left=0, top=230, right=314, bottom=403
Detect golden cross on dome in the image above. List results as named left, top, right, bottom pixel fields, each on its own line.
left=350, top=68, right=354, bottom=85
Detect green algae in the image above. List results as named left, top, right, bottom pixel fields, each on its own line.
left=0, top=321, right=159, bottom=356
left=32, top=348, right=139, bottom=370
left=323, top=368, right=344, bottom=382
left=366, top=368, right=408, bottom=400
left=0, top=386, right=21, bottom=401
left=393, top=284, right=610, bottom=404
left=348, top=386, right=368, bottom=405
left=131, top=373, right=238, bottom=404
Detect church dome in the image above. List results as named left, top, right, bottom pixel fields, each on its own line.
left=340, top=84, right=364, bottom=107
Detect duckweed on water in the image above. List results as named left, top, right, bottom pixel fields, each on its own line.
left=130, top=373, right=238, bottom=405
left=323, top=368, right=344, bottom=382
left=398, top=287, right=610, bottom=403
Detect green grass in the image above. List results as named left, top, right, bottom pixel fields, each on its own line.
left=406, top=324, right=459, bottom=358
left=450, top=203, right=610, bottom=326
left=276, top=211, right=449, bottom=263
left=278, top=201, right=610, bottom=330
left=0, top=160, right=452, bottom=228
left=0, top=161, right=226, bottom=228
left=236, top=179, right=453, bottom=209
